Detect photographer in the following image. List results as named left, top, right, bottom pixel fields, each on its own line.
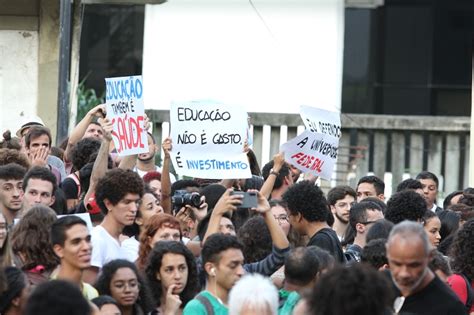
left=169, top=180, right=208, bottom=241
left=160, top=138, right=208, bottom=242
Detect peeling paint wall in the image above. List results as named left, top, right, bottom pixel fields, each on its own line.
left=0, top=30, right=39, bottom=135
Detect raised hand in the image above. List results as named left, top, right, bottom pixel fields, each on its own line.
left=213, top=189, right=243, bottom=215
left=272, top=152, right=285, bottom=173
left=249, top=189, right=271, bottom=214
left=162, top=137, right=172, bottom=158
left=87, top=104, right=106, bottom=118
left=98, top=117, right=113, bottom=141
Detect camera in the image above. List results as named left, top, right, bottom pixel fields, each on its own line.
left=172, top=190, right=202, bottom=211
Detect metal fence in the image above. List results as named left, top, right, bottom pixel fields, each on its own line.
left=146, top=109, right=470, bottom=197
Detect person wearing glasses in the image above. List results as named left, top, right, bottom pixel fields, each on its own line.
left=95, top=259, right=154, bottom=315
left=327, top=185, right=357, bottom=242
left=344, top=201, right=384, bottom=264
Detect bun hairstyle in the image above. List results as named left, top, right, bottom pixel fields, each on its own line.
left=0, top=131, right=21, bottom=150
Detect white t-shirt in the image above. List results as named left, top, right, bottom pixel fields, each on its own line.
left=121, top=237, right=139, bottom=263
left=90, top=225, right=129, bottom=268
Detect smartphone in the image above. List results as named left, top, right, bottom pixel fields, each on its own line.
left=231, top=191, right=258, bottom=209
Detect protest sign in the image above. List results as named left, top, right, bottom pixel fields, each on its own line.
left=281, top=129, right=338, bottom=180
left=300, top=105, right=341, bottom=139
left=105, top=75, right=148, bottom=156
left=170, top=100, right=251, bottom=179
left=280, top=106, right=341, bottom=180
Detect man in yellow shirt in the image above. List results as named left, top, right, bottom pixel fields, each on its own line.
left=51, top=216, right=98, bottom=300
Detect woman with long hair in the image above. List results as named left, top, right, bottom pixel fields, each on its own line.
left=145, top=241, right=200, bottom=314
left=122, top=185, right=164, bottom=262
left=0, top=212, right=12, bottom=267
left=10, top=205, right=58, bottom=285
left=447, top=218, right=474, bottom=314
left=95, top=259, right=154, bottom=315
left=422, top=210, right=441, bottom=248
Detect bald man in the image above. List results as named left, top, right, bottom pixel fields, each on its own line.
left=386, top=221, right=465, bottom=314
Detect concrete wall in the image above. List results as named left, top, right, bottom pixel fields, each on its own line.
left=0, top=0, right=59, bottom=140
left=0, top=30, right=38, bottom=134
left=38, top=0, right=60, bottom=141
left=142, top=0, right=345, bottom=114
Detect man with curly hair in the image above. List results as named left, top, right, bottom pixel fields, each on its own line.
left=0, top=148, right=30, bottom=169
left=283, top=180, right=344, bottom=263
left=83, top=168, right=144, bottom=284
left=385, top=190, right=426, bottom=224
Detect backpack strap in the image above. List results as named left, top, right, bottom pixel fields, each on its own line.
left=460, top=273, right=474, bottom=311
left=67, top=172, right=81, bottom=198
left=195, top=293, right=215, bottom=315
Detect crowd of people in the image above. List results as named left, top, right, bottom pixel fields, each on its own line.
left=0, top=104, right=473, bottom=314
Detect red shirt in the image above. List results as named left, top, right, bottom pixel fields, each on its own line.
left=447, top=273, right=474, bottom=313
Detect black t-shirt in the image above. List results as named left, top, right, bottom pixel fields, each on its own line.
left=307, top=227, right=345, bottom=263
left=395, top=275, right=467, bottom=315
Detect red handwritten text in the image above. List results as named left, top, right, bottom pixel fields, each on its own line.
left=291, top=152, right=324, bottom=173
left=111, top=115, right=145, bottom=153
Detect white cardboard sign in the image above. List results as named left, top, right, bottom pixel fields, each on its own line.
left=105, top=75, right=149, bottom=156
left=170, top=100, right=251, bottom=179
left=281, top=129, right=339, bottom=180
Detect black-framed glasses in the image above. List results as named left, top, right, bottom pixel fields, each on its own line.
left=274, top=215, right=289, bottom=223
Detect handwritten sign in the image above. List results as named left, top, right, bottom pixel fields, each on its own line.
left=170, top=100, right=251, bottom=179
left=280, top=106, right=341, bottom=180
left=300, top=105, right=341, bottom=139
left=281, top=130, right=338, bottom=180
left=105, top=75, right=148, bottom=156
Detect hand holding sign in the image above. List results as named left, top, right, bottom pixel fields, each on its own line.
left=162, top=137, right=172, bottom=159
left=272, top=152, right=285, bottom=174
left=87, top=104, right=106, bottom=119
left=98, top=118, right=113, bottom=142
